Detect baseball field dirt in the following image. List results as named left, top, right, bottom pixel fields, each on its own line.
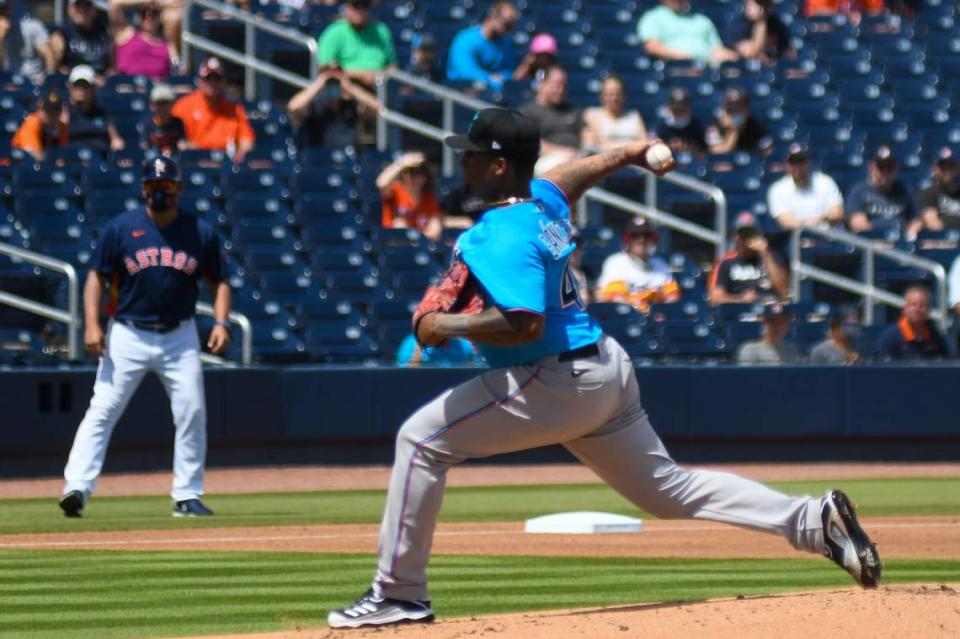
left=2, top=462, right=959, bottom=638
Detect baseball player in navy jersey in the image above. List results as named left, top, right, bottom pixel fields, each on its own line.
left=58, top=156, right=231, bottom=519
left=327, top=108, right=880, bottom=629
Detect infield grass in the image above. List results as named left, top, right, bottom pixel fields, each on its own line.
left=1, top=551, right=957, bottom=639
left=1, top=477, right=958, bottom=535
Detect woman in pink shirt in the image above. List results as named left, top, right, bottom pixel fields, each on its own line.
left=112, top=3, right=176, bottom=79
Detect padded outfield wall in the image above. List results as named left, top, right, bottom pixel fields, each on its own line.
left=1, top=365, right=958, bottom=472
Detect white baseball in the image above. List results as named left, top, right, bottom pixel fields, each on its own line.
left=644, top=142, right=673, bottom=171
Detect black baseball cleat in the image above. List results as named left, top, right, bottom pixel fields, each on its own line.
left=327, top=589, right=435, bottom=628
left=822, top=490, right=881, bottom=588
left=58, top=491, right=84, bottom=518
left=172, top=499, right=214, bottom=517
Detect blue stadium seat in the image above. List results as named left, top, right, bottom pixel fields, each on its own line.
left=312, top=248, right=374, bottom=274
left=233, top=220, right=298, bottom=252
left=226, top=195, right=295, bottom=225
left=305, top=322, right=378, bottom=363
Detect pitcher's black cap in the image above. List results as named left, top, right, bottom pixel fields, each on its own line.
left=444, top=108, right=541, bottom=160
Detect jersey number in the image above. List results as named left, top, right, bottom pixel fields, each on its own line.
left=561, top=264, right=586, bottom=310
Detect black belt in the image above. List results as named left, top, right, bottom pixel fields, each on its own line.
left=122, top=320, right=183, bottom=334
left=557, top=342, right=600, bottom=362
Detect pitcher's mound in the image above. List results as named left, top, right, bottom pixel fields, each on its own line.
left=196, top=584, right=960, bottom=639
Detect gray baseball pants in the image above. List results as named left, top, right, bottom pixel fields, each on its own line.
left=373, top=335, right=825, bottom=601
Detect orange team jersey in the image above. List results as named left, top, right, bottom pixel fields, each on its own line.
left=805, top=0, right=884, bottom=15
left=11, top=113, right=68, bottom=155
left=381, top=182, right=442, bottom=232
left=171, top=90, right=255, bottom=151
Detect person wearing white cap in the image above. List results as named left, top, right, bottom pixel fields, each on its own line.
left=51, top=0, right=112, bottom=75
left=766, top=143, right=843, bottom=230
left=66, top=64, right=125, bottom=152
left=139, top=83, right=187, bottom=154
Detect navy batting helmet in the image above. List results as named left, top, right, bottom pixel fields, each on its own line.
left=142, top=156, right=181, bottom=183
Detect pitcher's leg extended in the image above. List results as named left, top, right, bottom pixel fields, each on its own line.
left=565, top=410, right=825, bottom=554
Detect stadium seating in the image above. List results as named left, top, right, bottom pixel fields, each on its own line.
left=1, top=0, right=958, bottom=366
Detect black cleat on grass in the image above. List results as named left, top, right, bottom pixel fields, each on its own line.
left=59, top=491, right=84, bottom=518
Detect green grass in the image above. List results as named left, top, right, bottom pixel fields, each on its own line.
left=1, top=477, right=958, bottom=535
left=0, top=550, right=957, bottom=639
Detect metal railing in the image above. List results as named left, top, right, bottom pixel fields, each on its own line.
left=0, top=243, right=80, bottom=360
left=182, top=0, right=318, bottom=101
left=789, top=226, right=949, bottom=329
left=196, top=301, right=254, bottom=366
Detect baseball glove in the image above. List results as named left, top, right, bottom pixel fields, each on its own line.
left=412, top=259, right=484, bottom=346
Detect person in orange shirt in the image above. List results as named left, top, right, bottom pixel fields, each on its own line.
left=12, top=92, right=69, bottom=161
left=805, top=0, right=884, bottom=18
left=171, top=57, right=255, bottom=162
left=376, top=151, right=443, bottom=241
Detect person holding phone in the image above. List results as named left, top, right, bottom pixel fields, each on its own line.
left=708, top=211, right=789, bottom=306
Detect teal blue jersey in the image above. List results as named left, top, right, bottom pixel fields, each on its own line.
left=455, top=179, right=602, bottom=368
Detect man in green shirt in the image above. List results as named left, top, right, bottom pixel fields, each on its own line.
left=317, top=0, right=397, bottom=88
left=638, top=0, right=739, bottom=65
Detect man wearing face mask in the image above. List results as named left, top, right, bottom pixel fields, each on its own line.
left=846, top=146, right=915, bottom=234
left=595, top=218, right=680, bottom=313
left=706, top=87, right=772, bottom=155
left=810, top=309, right=861, bottom=364
left=708, top=211, right=788, bottom=305
left=654, top=87, right=707, bottom=155
left=916, top=147, right=960, bottom=234
left=58, top=156, right=232, bottom=520
left=11, top=92, right=68, bottom=161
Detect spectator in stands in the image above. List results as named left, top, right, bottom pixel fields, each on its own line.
left=287, top=66, right=380, bottom=151
left=708, top=211, right=788, bottom=305
left=877, top=285, right=949, bottom=361
left=582, top=75, right=648, bottom=153
left=805, top=0, right=884, bottom=20
left=638, top=0, right=739, bottom=65
left=110, top=0, right=183, bottom=57
left=446, top=1, right=520, bottom=89
left=11, top=92, right=68, bottom=161
left=377, top=151, right=443, bottom=241
left=316, top=0, right=397, bottom=89
left=514, top=33, right=559, bottom=83
left=723, top=0, right=793, bottom=64
left=706, top=87, right=772, bottom=155
left=0, top=0, right=55, bottom=85
left=405, top=33, right=442, bottom=83
left=737, top=302, right=803, bottom=364
left=138, top=83, right=186, bottom=153
left=51, top=0, right=113, bottom=76
left=949, top=255, right=960, bottom=346
left=172, top=57, right=255, bottom=162
left=846, top=146, right=915, bottom=234
left=569, top=226, right=590, bottom=305
left=595, top=218, right=680, bottom=313
left=810, top=309, right=861, bottom=364
left=916, top=147, right=960, bottom=234
left=396, top=334, right=479, bottom=367
left=111, top=2, right=176, bottom=79
left=519, top=65, right=583, bottom=174
left=654, top=87, right=707, bottom=156
left=767, top=143, right=844, bottom=230
left=65, top=65, right=124, bottom=153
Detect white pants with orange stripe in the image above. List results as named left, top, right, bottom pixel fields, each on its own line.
left=373, top=334, right=826, bottom=602
left=62, top=319, right=207, bottom=503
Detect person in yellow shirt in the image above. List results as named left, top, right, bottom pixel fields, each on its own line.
left=12, top=92, right=68, bottom=161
